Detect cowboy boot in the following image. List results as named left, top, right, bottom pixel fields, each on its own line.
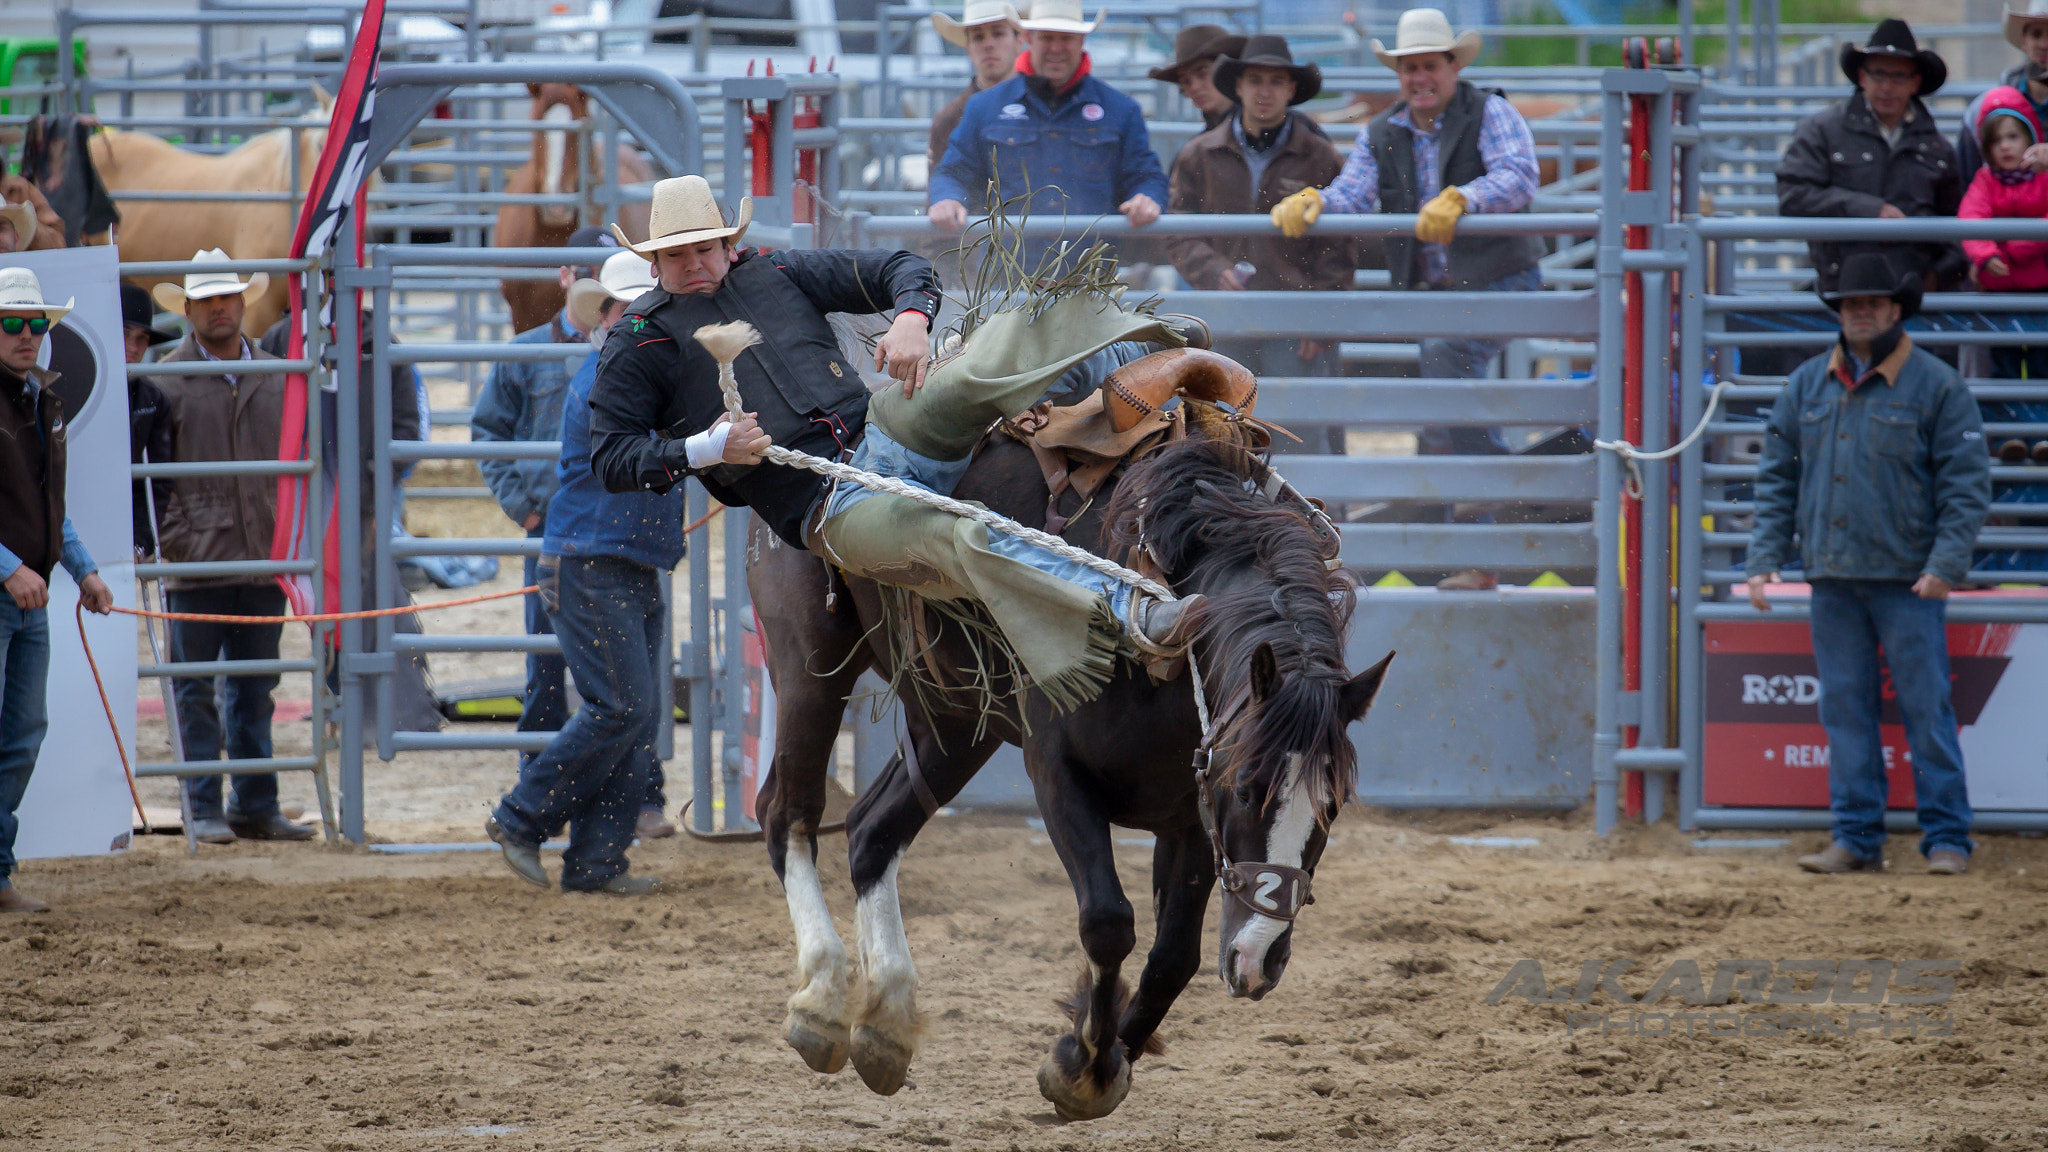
left=1127, top=593, right=1208, bottom=658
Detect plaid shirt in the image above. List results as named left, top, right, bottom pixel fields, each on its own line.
left=1322, top=93, right=1539, bottom=287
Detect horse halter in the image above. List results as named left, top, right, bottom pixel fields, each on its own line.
left=1187, top=654, right=1316, bottom=922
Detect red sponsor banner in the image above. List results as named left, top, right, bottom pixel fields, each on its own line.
left=1702, top=620, right=2018, bottom=808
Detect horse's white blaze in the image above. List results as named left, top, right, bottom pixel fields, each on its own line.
left=782, top=831, right=848, bottom=1025
left=855, top=853, right=921, bottom=1040
left=1228, top=754, right=1315, bottom=991
left=540, top=102, right=573, bottom=196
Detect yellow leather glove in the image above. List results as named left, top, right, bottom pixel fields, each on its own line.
left=1415, top=185, right=1467, bottom=244
left=1270, top=186, right=1323, bottom=239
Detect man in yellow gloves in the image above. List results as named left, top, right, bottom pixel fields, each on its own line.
left=1269, top=6, right=1542, bottom=588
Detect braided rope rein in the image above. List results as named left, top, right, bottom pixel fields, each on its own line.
left=692, top=321, right=1175, bottom=602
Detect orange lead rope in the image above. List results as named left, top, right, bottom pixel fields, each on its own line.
left=80, top=584, right=541, bottom=835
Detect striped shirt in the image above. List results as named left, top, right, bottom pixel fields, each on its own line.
left=1321, top=93, right=1540, bottom=286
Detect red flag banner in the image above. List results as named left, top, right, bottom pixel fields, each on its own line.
left=271, top=0, right=387, bottom=618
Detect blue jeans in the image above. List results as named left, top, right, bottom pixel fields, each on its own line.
left=1416, top=265, right=1544, bottom=457
left=168, top=584, right=286, bottom=822
left=519, top=530, right=569, bottom=772
left=1808, top=579, right=1974, bottom=862
left=493, top=556, right=664, bottom=890
left=0, top=600, right=51, bottom=885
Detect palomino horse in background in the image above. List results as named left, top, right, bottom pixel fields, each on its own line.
left=494, top=83, right=655, bottom=333
left=90, top=94, right=332, bottom=336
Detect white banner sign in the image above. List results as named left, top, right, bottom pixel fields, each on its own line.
left=10, top=246, right=138, bottom=862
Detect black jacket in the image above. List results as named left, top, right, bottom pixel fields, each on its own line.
left=1368, top=81, right=1544, bottom=291
left=128, top=376, right=174, bottom=556
left=1777, top=91, right=1966, bottom=293
left=587, top=246, right=941, bottom=549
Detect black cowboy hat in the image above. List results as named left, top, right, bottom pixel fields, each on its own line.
left=1148, top=24, right=1250, bottom=83
left=1839, top=18, right=1946, bottom=96
left=1820, top=252, right=1922, bottom=321
left=119, top=282, right=175, bottom=346
left=1211, top=35, right=1322, bottom=106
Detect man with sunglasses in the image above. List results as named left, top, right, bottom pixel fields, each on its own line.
left=0, top=268, right=114, bottom=914
left=1777, top=19, right=1965, bottom=295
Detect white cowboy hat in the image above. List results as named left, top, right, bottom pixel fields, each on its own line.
left=1018, top=0, right=1103, bottom=36
left=0, top=267, right=71, bottom=324
left=613, top=175, right=752, bottom=255
left=568, top=249, right=659, bottom=333
left=932, top=0, right=1021, bottom=48
left=1372, top=7, right=1482, bottom=70
left=0, top=201, right=35, bottom=249
left=151, top=248, right=270, bottom=312
left=2009, top=0, right=2048, bottom=49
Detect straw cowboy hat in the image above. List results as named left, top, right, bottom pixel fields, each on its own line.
left=150, top=248, right=270, bottom=312
left=612, top=175, right=751, bottom=255
left=2010, top=0, right=2048, bottom=49
left=0, top=267, right=73, bottom=324
left=1820, top=252, right=1923, bottom=321
left=1148, top=24, right=1249, bottom=83
left=932, top=0, right=1021, bottom=48
left=1018, top=0, right=1103, bottom=36
left=1372, top=7, right=1482, bottom=70
left=0, top=200, right=35, bottom=248
left=1839, top=19, right=1945, bottom=96
left=568, top=250, right=659, bottom=333
left=1212, top=35, right=1323, bottom=105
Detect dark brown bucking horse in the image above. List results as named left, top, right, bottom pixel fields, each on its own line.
left=748, top=407, right=1394, bottom=1120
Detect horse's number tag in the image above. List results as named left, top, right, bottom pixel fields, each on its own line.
left=1252, top=871, right=1286, bottom=912
left=1224, top=862, right=1312, bottom=920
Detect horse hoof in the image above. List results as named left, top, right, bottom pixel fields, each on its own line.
left=784, top=1009, right=849, bottom=1075
left=1036, top=1048, right=1132, bottom=1122
left=850, top=1024, right=914, bottom=1096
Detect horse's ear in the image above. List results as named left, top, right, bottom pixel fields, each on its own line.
left=1249, top=642, right=1279, bottom=703
left=309, top=82, right=333, bottom=116
left=1340, top=651, right=1394, bottom=722
left=527, top=82, right=544, bottom=98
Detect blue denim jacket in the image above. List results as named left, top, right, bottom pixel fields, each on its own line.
left=543, top=349, right=685, bottom=572
left=470, top=314, right=584, bottom=528
left=929, top=70, right=1169, bottom=220
left=1746, top=333, right=1990, bottom=586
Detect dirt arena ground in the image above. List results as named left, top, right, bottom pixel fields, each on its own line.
left=6, top=797, right=2048, bottom=1151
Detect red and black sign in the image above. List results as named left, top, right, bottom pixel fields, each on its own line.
left=1702, top=621, right=2017, bottom=808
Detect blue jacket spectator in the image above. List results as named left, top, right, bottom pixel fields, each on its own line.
left=544, top=347, right=685, bottom=572
left=470, top=313, right=583, bottom=531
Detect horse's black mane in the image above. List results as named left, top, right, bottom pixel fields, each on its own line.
left=1107, top=435, right=1359, bottom=814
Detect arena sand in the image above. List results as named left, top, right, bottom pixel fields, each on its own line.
left=3, top=802, right=2046, bottom=1151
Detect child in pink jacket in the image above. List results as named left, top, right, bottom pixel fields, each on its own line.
left=1961, top=85, right=2048, bottom=458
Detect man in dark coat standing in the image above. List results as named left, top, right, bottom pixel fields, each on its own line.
left=926, top=0, right=1022, bottom=170
left=1776, top=20, right=1965, bottom=294
left=1148, top=24, right=1248, bottom=131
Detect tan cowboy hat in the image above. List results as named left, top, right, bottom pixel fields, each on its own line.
left=2009, top=0, right=2048, bottom=49
left=1372, top=7, right=1482, bottom=70
left=0, top=201, right=35, bottom=249
left=568, top=250, right=658, bottom=333
left=1018, top=0, right=1103, bottom=36
left=0, top=267, right=73, bottom=324
left=151, top=248, right=270, bottom=312
left=613, top=175, right=752, bottom=255
left=932, top=0, right=1021, bottom=48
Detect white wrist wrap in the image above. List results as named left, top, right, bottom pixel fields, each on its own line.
left=685, top=422, right=732, bottom=470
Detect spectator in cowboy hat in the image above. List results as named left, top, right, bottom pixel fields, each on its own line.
left=1271, top=7, right=1542, bottom=586
left=1777, top=19, right=1964, bottom=296
left=121, top=283, right=175, bottom=560
left=928, top=0, right=1171, bottom=265
left=0, top=268, right=114, bottom=913
left=1745, top=253, right=1990, bottom=877
left=0, top=200, right=35, bottom=255
left=1955, top=1, right=2048, bottom=187
left=927, top=0, right=1023, bottom=169
left=1167, top=34, right=1352, bottom=453
left=147, top=249, right=317, bottom=846
left=487, top=250, right=682, bottom=892
left=1148, top=24, right=1249, bottom=131
left=472, top=224, right=616, bottom=786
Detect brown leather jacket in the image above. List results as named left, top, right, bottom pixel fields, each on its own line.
left=148, top=334, right=287, bottom=587
left=1166, top=111, right=1354, bottom=292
